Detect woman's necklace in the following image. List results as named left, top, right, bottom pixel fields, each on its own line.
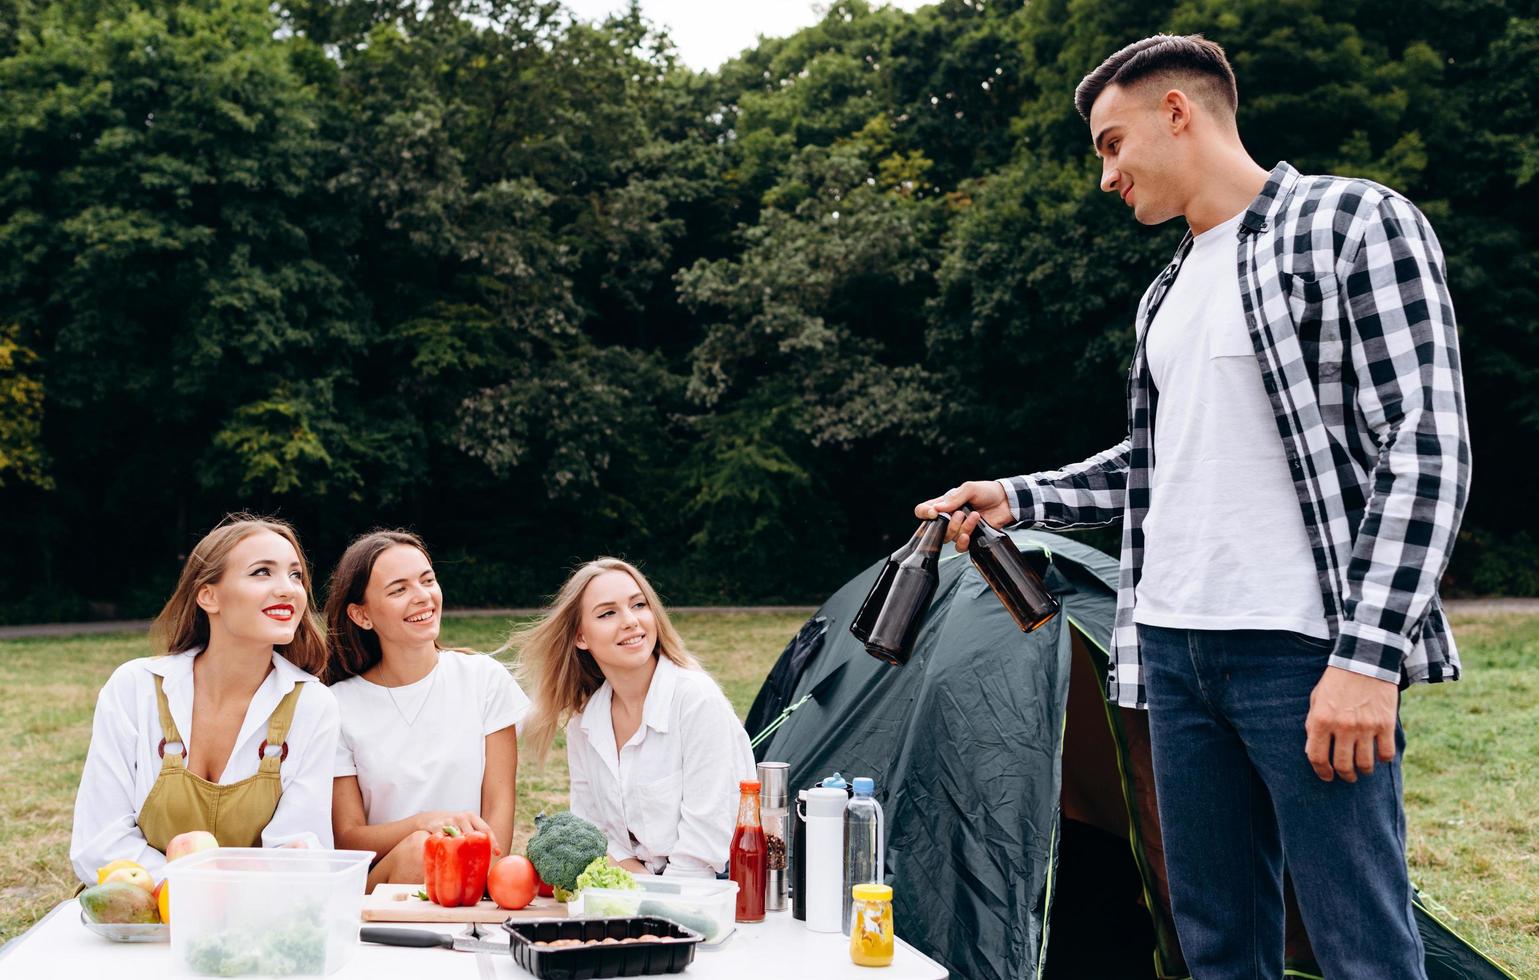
left=375, top=652, right=440, bottom=727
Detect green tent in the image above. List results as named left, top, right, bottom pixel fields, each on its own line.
left=746, top=530, right=1514, bottom=980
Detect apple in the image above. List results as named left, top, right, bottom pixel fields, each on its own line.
left=104, top=866, right=155, bottom=893
left=96, top=858, right=145, bottom=884
left=166, top=830, right=219, bottom=862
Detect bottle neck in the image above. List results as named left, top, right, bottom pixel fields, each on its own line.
left=958, top=503, right=1002, bottom=544
left=737, top=792, right=762, bottom=828
left=892, top=522, right=924, bottom=558
left=905, top=514, right=950, bottom=562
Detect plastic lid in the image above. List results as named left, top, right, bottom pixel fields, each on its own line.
left=820, top=772, right=849, bottom=789
left=805, top=786, right=848, bottom=817
left=740, top=780, right=761, bottom=793
left=852, top=883, right=893, bottom=901
left=852, top=777, right=875, bottom=796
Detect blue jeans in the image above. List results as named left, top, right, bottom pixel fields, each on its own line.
left=1137, top=625, right=1426, bottom=980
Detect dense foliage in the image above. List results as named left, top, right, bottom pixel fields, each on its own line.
left=1, top=0, right=1535, bottom=620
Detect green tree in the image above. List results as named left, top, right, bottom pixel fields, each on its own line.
left=0, top=0, right=373, bottom=593
left=0, top=0, right=1534, bottom=616
left=0, top=323, right=48, bottom=488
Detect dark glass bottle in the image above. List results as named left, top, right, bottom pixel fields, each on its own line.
left=850, top=523, right=925, bottom=643
left=959, top=505, right=1059, bottom=632
left=864, top=514, right=951, bottom=665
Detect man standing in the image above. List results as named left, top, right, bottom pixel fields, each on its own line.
left=921, top=34, right=1469, bottom=978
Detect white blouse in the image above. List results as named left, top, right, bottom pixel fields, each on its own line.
left=566, top=656, right=756, bottom=878
left=331, top=650, right=530, bottom=823
left=69, top=650, right=340, bottom=884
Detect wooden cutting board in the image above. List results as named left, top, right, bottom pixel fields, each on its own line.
left=362, top=882, right=569, bottom=923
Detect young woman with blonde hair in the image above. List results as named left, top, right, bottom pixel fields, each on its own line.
left=324, top=530, right=528, bottom=890
left=70, top=515, right=341, bottom=884
left=516, top=558, right=755, bottom=878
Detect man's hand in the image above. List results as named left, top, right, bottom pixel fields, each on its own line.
left=1304, top=666, right=1398, bottom=782
left=915, top=481, right=1015, bottom=551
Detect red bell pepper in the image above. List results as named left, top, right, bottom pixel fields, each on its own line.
left=532, top=864, right=554, bottom=899
left=422, top=826, right=492, bottom=908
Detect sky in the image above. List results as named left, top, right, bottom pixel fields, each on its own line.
left=560, top=0, right=931, bottom=72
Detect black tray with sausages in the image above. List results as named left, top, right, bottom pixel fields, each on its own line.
left=502, top=915, right=704, bottom=978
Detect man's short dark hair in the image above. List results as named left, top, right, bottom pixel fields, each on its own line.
left=1074, top=34, right=1238, bottom=122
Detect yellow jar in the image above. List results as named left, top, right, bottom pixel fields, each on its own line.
left=848, top=883, right=895, bottom=967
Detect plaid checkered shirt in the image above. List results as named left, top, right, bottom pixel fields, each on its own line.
left=1000, top=161, right=1471, bottom=709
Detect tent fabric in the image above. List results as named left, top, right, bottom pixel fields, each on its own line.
left=745, top=614, right=829, bottom=738
left=1413, top=893, right=1519, bottom=980
left=751, top=530, right=1105, bottom=980
left=749, top=529, right=1516, bottom=980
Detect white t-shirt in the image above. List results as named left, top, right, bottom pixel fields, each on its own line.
left=566, top=655, right=757, bottom=878
left=331, top=651, right=530, bottom=824
left=70, top=649, right=340, bottom=884
left=1134, top=209, right=1330, bottom=638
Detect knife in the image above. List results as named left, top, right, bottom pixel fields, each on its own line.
left=360, top=925, right=510, bottom=954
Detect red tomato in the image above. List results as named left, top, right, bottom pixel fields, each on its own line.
left=532, top=864, right=554, bottom=898
left=487, top=856, right=537, bottom=910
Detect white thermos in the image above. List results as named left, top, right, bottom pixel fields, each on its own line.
left=802, top=786, right=849, bottom=933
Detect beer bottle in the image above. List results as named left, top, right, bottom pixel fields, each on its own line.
left=850, top=523, right=925, bottom=643
left=958, top=505, right=1059, bottom=632
left=864, top=514, right=951, bottom=665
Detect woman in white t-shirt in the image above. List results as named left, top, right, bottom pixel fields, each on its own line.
left=323, top=531, right=530, bottom=889
left=516, top=558, right=755, bottom=878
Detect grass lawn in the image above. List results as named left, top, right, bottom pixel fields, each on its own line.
left=1, top=610, right=1534, bottom=976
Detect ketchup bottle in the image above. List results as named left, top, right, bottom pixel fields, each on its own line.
left=730, top=779, right=767, bottom=922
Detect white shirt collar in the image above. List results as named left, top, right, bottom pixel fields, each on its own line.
left=145, top=647, right=314, bottom=752
left=578, top=656, right=684, bottom=779
left=579, top=655, right=681, bottom=734
left=579, top=680, right=612, bottom=734
left=146, top=647, right=313, bottom=688
left=641, top=655, right=680, bottom=735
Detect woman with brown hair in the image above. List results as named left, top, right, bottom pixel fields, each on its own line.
left=324, top=531, right=527, bottom=890
left=516, top=558, right=754, bottom=878
left=69, top=515, right=341, bottom=884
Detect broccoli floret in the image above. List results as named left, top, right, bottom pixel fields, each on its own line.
left=219, top=948, right=263, bottom=978
left=183, top=908, right=328, bottom=977
left=262, top=914, right=326, bottom=975
left=526, top=810, right=608, bottom=894
left=184, top=933, right=262, bottom=976
left=575, top=856, right=637, bottom=894
left=185, top=935, right=233, bottom=975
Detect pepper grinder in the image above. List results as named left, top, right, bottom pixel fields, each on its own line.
left=756, top=762, right=790, bottom=912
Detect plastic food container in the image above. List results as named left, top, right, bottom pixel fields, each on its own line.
left=504, top=915, right=702, bottom=978
left=164, top=847, right=373, bottom=976
left=574, top=876, right=738, bottom=943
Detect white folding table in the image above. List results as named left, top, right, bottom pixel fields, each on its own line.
left=1, top=901, right=948, bottom=979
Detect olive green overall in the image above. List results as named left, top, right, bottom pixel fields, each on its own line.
left=135, top=675, right=306, bottom=850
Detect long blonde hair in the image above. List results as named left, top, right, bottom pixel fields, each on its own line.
left=512, top=558, right=699, bottom=763
left=150, top=514, right=328, bottom=676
